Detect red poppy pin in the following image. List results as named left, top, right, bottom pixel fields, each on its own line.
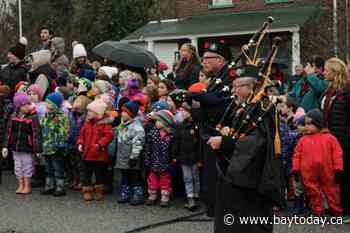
left=229, top=68, right=237, bottom=79
left=204, top=42, right=210, bottom=49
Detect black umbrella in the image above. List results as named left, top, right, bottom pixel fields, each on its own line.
left=92, top=41, right=159, bottom=68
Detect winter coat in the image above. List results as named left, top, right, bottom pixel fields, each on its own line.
left=67, top=111, right=86, bottom=150
left=4, top=110, right=42, bottom=154
left=172, top=120, right=199, bottom=165
left=321, top=85, right=350, bottom=152
left=292, top=130, right=343, bottom=175
left=144, top=125, right=175, bottom=173
left=29, top=64, right=57, bottom=98
left=174, top=62, right=201, bottom=90
left=0, top=97, right=13, bottom=145
left=41, top=110, right=69, bottom=155
left=220, top=105, right=283, bottom=207
left=115, top=116, right=145, bottom=170
left=288, top=74, right=328, bottom=112
left=77, top=116, right=113, bottom=163
left=280, top=120, right=300, bottom=177
left=0, top=62, right=28, bottom=92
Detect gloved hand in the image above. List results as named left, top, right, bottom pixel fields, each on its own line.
left=128, top=158, right=137, bottom=168
left=2, top=148, right=8, bottom=158
left=293, top=171, right=301, bottom=182
left=36, top=153, right=42, bottom=158
left=78, top=144, right=83, bottom=152
left=334, top=170, right=343, bottom=184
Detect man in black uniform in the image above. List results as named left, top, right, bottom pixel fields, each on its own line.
left=207, top=65, right=283, bottom=233
left=190, top=42, right=233, bottom=217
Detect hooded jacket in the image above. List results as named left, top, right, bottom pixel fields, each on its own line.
left=77, top=116, right=113, bottom=162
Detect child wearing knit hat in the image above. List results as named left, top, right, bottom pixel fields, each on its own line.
left=292, top=109, right=343, bottom=216
left=40, top=91, right=69, bottom=197
left=168, top=89, right=187, bottom=123
left=2, top=92, right=42, bottom=194
left=115, top=100, right=145, bottom=205
left=77, top=99, right=113, bottom=201
left=172, top=105, right=201, bottom=211
left=67, top=95, right=92, bottom=190
left=27, top=84, right=47, bottom=121
left=144, top=109, right=176, bottom=207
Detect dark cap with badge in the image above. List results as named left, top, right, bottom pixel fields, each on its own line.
left=232, top=64, right=261, bottom=80
left=203, top=41, right=232, bottom=60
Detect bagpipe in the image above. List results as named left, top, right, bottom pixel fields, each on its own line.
left=214, top=17, right=282, bottom=155
left=205, top=16, right=274, bottom=94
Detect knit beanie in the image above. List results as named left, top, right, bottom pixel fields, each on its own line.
left=151, top=109, right=176, bottom=128
left=87, top=99, right=108, bottom=117
left=117, top=96, right=130, bottom=112
left=306, top=109, right=325, bottom=129
left=73, top=43, right=87, bottom=59
left=79, top=68, right=96, bottom=81
left=77, top=78, right=92, bottom=95
left=188, top=82, right=206, bottom=92
left=99, top=66, right=118, bottom=79
left=13, top=92, right=31, bottom=109
left=150, top=100, right=170, bottom=112
left=94, top=80, right=112, bottom=94
left=9, top=37, right=27, bottom=60
left=169, top=89, right=187, bottom=108
left=27, top=84, right=44, bottom=101
left=0, top=85, right=11, bottom=98
left=46, top=91, right=64, bottom=109
left=122, top=100, right=140, bottom=118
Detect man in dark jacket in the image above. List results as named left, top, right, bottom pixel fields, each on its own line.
left=207, top=65, right=283, bottom=233
left=189, top=41, right=234, bottom=217
left=0, top=38, right=29, bottom=93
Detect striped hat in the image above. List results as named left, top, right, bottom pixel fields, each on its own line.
left=150, top=109, right=176, bottom=128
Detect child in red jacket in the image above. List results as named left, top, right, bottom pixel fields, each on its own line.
left=77, top=99, right=113, bottom=201
left=292, top=109, right=343, bottom=216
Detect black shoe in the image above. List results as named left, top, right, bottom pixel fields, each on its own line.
left=40, top=189, right=55, bottom=195
left=145, top=199, right=157, bottom=206
left=53, top=190, right=66, bottom=197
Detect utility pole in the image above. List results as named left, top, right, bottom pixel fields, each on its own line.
left=18, top=0, right=22, bottom=38
left=333, top=0, right=338, bottom=57
left=346, top=0, right=349, bottom=63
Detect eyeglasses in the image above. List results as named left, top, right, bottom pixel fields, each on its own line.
left=201, top=56, right=220, bottom=62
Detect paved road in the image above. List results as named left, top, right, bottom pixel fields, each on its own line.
left=1, top=171, right=350, bottom=233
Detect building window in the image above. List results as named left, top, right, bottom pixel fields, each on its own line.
left=265, top=0, right=293, bottom=4
left=209, top=0, right=235, bottom=9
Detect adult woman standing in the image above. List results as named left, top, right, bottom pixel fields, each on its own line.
left=171, top=43, right=201, bottom=90
left=322, top=57, right=350, bottom=222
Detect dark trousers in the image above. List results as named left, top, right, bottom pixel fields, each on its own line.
left=45, top=156, right=65, bottom=178
left=82, top=161, right=107, bottom=186
left=341, top=153, right=350, bottom=214
left=215, top=177, right=273, bottom=233
left=120, top=169, right=142, bottom=186
left=202, top=143, right=218, bottom=217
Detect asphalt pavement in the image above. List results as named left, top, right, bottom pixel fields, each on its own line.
left=1, top=171, right=350, bottom=233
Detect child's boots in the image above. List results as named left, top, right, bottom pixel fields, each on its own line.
left=16, top=177, right=24, bottom=194
left=160, top=190, right=170, bottom=208
left=145, top=189, right=157, bottom=206
left=21, top=177, right=32, bottom=194
left=184, top=198, right=197, bottom=211
left=41, top=177, right=55, bottom=195
left=82, top=186, right=94, bottom=201
left=117, top=185, right=131, bottom=203
left=130, top=186, right=144, bottom=206
left=94, top=184, right=104, bottom=201
left=53, top=178, right=66, bottom=197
